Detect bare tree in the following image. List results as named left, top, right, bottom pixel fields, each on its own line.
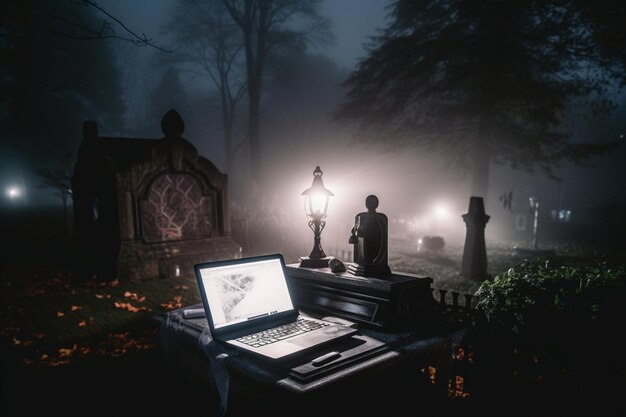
left=1, top=0, right=170, bottom=52
left=37, top=147, right=74, bottom=239
left=163, top=0, right=248, bottom=174
left=221, top=0, right=333, bottom=183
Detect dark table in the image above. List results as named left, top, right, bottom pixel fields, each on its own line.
left=159, top=304, right=462, bottom=417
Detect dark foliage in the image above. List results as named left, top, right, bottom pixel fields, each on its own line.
left=422, top=235, right=445, bottom=252
left=336, top=0, right=625, bottom=196
left=476, top=257, right=625, bottom=338
left=469, top=257, right=625, bottom=415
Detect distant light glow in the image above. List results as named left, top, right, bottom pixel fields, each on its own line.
left=6, top=186, right=22, bottom=199
left=433, top=203, right=451, bottom=219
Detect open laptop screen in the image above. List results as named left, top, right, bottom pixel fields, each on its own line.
left=198, top=257, right=294, bottom=329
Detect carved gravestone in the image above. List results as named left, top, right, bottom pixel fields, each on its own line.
left=71, top=109, right=240, bottom=280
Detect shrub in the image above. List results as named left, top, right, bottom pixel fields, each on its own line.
left=421, top=235, right=445, bottom=252
left=475, top=258, right=625, bottom=338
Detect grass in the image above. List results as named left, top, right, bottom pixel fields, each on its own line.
left=2, top=229, right=621, bottom=416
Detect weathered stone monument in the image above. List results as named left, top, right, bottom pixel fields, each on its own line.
left=461, top=196, right=490, bottom=280
left=71, top=109, right=240, bottom=280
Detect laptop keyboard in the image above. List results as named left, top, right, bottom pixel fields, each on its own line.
left=236, top=318, right=330, bottom=348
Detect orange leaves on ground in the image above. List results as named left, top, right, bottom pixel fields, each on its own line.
left=114, top=301, right=151, bottom=313
left=70, top=305, right=82, bottom=311
left=56, top=311, right=65, bottom=317
left=0, top=325, right=20, bottom=336
left=100, top=331, right=157, bottom=357
left=160, top=295, right=182, bottom=310
left=95, top=293, right=111, bottom=299
left=174, top=284, right=189, bottom=290
left=99, top=278, right=119, bottom=288
left=16, top=328, right=159, bottom=368
left=78, top=317, right=95, bottom=327
left=12, top=336, right=32, bottom=346
left=47, top=358, right=71, bottom=367
left=58, top=344, right=77, bottom=358
left=124, top=291, right=146, bottom=302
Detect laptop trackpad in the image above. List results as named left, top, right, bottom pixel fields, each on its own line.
left=287, top=326, right=356, bottom=347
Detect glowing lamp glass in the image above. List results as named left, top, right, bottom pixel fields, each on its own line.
left=302, top=166, right=333, bottom=220
left=300, top=166, right=334, bottom=266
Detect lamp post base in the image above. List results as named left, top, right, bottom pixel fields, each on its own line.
left=299, top=256, right=333, bottom=269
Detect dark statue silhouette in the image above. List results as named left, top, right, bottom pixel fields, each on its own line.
left=347, top=195, right=391, bottom=277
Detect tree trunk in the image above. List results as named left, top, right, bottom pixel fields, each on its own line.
left=220, top=89, right=233, bottom=174
left=248, top=82, right=261, bottom=183
left=471, top=148, right=490, bottom=199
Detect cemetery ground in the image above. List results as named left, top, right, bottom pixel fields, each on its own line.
left=2, top=209, right=624, bottom=416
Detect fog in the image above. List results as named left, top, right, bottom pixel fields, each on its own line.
left=1, top=0, right=625, bottom=255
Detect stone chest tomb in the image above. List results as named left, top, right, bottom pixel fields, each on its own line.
left=71, top=109, right=240, bottom=280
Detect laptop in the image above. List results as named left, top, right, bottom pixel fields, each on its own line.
left=194, top=254, right=358, bottom=361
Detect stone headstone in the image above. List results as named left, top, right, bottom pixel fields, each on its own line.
left=461, top=196, right=490, bottom=280
left=71, top=109, right=240, bottom=280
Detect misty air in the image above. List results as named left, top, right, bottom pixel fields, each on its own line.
left=1, top=1, right=625, bottom=416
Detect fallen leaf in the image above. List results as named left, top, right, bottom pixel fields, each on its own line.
left=70, top=305, right=82, bottom=311
left=94, top=293, right=112, bottom=299
left=78, top=320, right=87, bottom=327
left=41, top=354, right=49, bottom=360
left=114, top=301, right=151, bottom=313
left=174, top=284, right=189, bottom=290
left=99, top=278, right=119, bottom=288
left=48, top=359, right=70, bottom=367
left=124, top=291, right=146, bottom=302
left=160, top=295, right=183, bottom=310
left=12, top=336, right=21, bottom=345
left=56, top=311, right=65, bottom=317
left=58, top=344, right=77, bottom=358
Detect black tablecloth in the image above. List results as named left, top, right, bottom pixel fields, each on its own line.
left=159, top=305, right=462, bottom=416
